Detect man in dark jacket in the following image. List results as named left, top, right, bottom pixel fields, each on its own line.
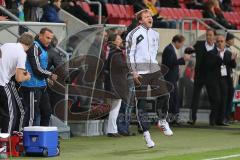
left=40, top=0, right=64, bottom=23
left=225, top=33, right=236, bottom=123
left=162, top=34, right=191, bottom=124
left=47, top=35, right=64, bottom=112
left=216, top=34, right=236, bottom=125
left=188, top=29, right=222, bottom=126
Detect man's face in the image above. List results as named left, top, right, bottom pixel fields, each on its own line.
left=55, top=0, right=61, bottom=9
left=113, top=35, right=123, bottom=47
left=227, top=39, right=234, bottom=46
left=139, top=11, right=153, bottom=28
left=23, top=44, right=31, bottom=52
left=175, top=41, right=184, bottom=49
left=39, top=31, right=54, bottom=47
left=216, top=35, right=225, bottom=50
left=206, top=30, right=215, bottom=44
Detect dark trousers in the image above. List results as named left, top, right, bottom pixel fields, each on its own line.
left=226, top=78, right=234, bottom=120
left=117, top=79, right=135, bottom=134
left=136, top=71, right=172, bottom=132
left=169, top=82, right=179, bottom=114
left=117, top=102, right=132, bottom=134
left=217, top=77, right=229, bottom=124
left=0, top=81, right=24, bottom=133
left=19, top=87, right=51, bottom=127
left=190, top=80, right=221, bottom=124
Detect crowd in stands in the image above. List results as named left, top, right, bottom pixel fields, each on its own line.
left=0, top=0, right=238, bottom=30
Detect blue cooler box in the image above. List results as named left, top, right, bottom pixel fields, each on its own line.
left=23, top=126, right=59, bottom=157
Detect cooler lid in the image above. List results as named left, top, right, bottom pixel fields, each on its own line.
left=0, top=133, right=10, bottom=138
left=24, top=126, right=58, bottom=132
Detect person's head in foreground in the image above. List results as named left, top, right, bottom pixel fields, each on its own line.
left=17, top=32, right=34, bottom=52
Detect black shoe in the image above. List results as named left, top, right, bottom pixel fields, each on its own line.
left=107, top=133, right=122, bottom=137
left=119, top=132, right=136, bottom=136
left=216, top=122, right=230, bottom=126
left=187, top=120, right=196, bottom=125
left=209, top=122, right=215, bottom=126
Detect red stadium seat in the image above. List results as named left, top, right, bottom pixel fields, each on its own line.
left=182, top=9, right=191, bottom=18
left=112, top=4, right=125, bottom=19
left=125, top=5, right=135, bottom=19
left=159, top=8, right=170, bottom=19
left=106, top=3, right=119, bottom=23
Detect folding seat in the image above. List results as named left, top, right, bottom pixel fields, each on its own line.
left=159, top=8, right=170, bottom=19
left=105, top=3, right=119, bottom=24
left=182, top=8, right=191, bottom=18
left=172, top=8, right=183, bottom=19
left=125, top=5, right=135, bottom=19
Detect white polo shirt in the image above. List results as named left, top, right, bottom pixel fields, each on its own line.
left=0, top=43, right=26, bottom=86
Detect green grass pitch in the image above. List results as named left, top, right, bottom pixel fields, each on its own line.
left=15, top=123, right=240, bottom=160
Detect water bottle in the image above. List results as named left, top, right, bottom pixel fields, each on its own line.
left=0, top=142, right=8, bottom=159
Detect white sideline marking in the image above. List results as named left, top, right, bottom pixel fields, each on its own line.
left=202, top=154, right=240, bottom=160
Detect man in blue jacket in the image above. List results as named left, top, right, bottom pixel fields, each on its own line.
left=162, top=35, right=191, bottom=124
left=40, top=0, right=64, bottom=23
left=20, top=27, right=58, bottom=127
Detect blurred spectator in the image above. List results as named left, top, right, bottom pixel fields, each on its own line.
left=47, top=35, right=65, bottom=112
left=219, top=0, right=233, bottom=12
left=0, top=0, right=5, bottom=7
left=41, top=0, right=64, bottom=23
left=203, top=0, right=236, bottom=30
left=90, top=0, right=107, bottom=17
left=133, top=0, right=176, bottom=28
left=185, top=0, right=205, bottom=10
left=225, top=32, right=236, bottom=124
left=24, top=0, right=48, bottom=21
left=226, top=32, right=235, bottom=49
left=0, top=15, right=8, bottom=20
left=159, top=0, right=180, bottom=8
left=107, top=0, right=130, bottom=4
left=64, top=0, right=97, bottom=25
left=17, top=0, right=25, bottom=21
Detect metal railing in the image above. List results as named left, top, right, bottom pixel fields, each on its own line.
left=84, top=0, right=102, bottom=24
left=0, top=6, right=19, bottom=21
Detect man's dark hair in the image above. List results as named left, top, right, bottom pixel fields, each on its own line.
left=172, top=34, right=185, bottom=43
left=39, top=27, right=53, bottom=35
left=226, top=32, right=235, bottom=41
left=206, top=28, right=217, bottom=35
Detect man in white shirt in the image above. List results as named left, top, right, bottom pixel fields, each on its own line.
left=0, top=33, right=33, bottom=134
left=126, top=9, right=174, bottom=148
left=216, top=34, right=236, bottom=126
left=188, top=29, right=222, bottom=126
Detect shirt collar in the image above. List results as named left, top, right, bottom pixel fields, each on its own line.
left=171, top=43, right=178, bottom=53
left=141, top=24, right=149, bottom=30
left=35, top=38, right=48, bottom=50
left=217, top=47, right=226, bottom=53
left=205, top=41, right=215, bottom=48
